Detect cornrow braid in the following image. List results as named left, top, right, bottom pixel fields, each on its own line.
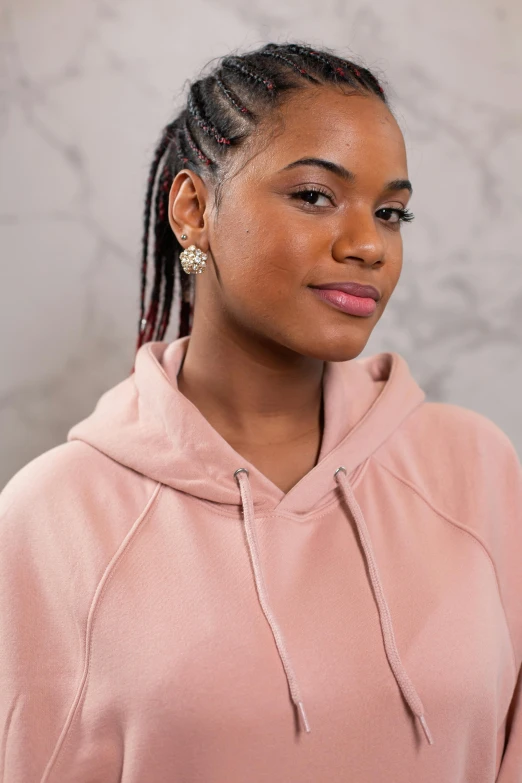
left=137, top=127, right=172, bottom=352
left=285, top=44, right=385, bottom=97
left=353, top=64, right=386, bottom=95
left=183, top=118, right=212, bottom=167
left=155, top=165, right=177, bottom=341
left=215, top=76, right=251, bottom=116
left=136, top=42, right=389, bottom=356
left=285, top=44, right=345, bottom=79
left=258, top=48, right=318, bottom=83
left=287, top=44, right=333, bottom=72
left=329, top=53, right=384, bottom=94
left=143, top=160, right=171, bottom=343
left=173, top=122, right=191, bottom=166
left=222, top=56, right=275, bottom=92
left=188, top=85, right=232, bottom=146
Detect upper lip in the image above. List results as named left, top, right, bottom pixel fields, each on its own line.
left=310, top=282, right=381, bottom=301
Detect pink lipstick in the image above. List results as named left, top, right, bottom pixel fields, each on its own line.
left=309, top=282, right=380, bottom=317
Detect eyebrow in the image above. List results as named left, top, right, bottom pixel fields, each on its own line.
left=280, top=157, right=413, bottom=195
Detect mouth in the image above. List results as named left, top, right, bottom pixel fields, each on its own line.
left=308, top=284, right=379, bottom=317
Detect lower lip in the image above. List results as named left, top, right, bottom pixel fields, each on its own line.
left=310, top=287, right=377, bottom=316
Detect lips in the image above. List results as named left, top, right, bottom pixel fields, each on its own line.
left=310, top=282, right=381, bottom=301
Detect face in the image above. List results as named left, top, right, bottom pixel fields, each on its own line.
left=172, top=86, right=412, bottom=362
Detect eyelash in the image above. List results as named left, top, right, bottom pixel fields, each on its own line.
left=290, top=187, right=415, bottom=225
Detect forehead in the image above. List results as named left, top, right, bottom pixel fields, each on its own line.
left=245, top=86, right=407, bottom=177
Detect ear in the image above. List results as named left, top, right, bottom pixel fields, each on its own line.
left=168, top=169, right=211, bottom=252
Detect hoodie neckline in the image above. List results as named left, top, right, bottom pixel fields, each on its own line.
left=158, top=337, right=426, bottom=514
left=68, top=336, right=425, bottom=515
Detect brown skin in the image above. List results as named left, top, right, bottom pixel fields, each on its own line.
left=167, top=86, right=411, bottom=493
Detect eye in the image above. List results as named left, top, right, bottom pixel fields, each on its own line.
left=376, top=207, right=415, bottom=225
left=290, top=187, right=334, bottom=208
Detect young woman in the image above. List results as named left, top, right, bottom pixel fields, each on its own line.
left=1, top=42, right=521, bottom=783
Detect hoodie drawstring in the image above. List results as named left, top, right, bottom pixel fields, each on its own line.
left=234, top=467, right=311, bottom=734
left=334, top=466, right=434, bottom=746
left=234, top=465, right=434, bottom=747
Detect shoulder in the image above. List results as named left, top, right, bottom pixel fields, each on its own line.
left=412, top=400, right=513, bottom=445
left=0, top=441, right=160, bottom=588
left=377, top=400, right=521, bottom=525
left=2, top=439, right=159, bottom=517
left=389, top=400, right=519, bottom=468
left=2, top=440, right=103, bottom=500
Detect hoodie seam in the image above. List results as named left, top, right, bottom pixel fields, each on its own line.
left=40, top=481, right=164, bottom=783
left=374, top=458, right=518, bottom=677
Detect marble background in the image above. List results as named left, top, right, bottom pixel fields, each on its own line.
left=1, top=0, right=521, bottom=488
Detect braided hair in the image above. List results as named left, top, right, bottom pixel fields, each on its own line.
left=136, top=42, right=389, bottom=351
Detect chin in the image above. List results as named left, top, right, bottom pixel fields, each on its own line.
left=310, top=312, right=380, bottom=360
left=308, top=341, right=369, bottom=363
left=283, top=329, right=374, bottom=363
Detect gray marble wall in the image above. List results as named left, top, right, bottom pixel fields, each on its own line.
left=2, top=0, right=521, bottom=488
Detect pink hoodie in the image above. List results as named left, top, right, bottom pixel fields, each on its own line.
left=1, top=335, right=521, bottom=782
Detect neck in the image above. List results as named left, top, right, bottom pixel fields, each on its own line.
left=174, top=316, right=325, bottom=449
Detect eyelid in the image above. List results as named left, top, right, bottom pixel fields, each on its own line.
left=289, top=182, right=335, bottom=195
left=381, top=199, right=410, bottom=208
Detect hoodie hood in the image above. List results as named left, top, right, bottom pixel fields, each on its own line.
left=69, top=336, right=425, bottom=515
left=68, top=336, right=434, bottom=746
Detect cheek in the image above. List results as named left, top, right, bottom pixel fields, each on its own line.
left=388, top=240, right=403, bottom=282
left=229, top=240, right=303, bottom=302
left=212, top=204, right=318, bottom=294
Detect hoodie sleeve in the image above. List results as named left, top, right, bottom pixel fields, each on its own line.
left=0, top=453, right=87, bottom=782
left=493, top=433, right=522, bottom=781
left=394, top=403, right=522, bottom=777
left=0, top=442, right=155, bottom=782
left=442, top=408, right=522, bottom=780
left=444, top=409, right=522, bottom=781
left=497, top=665, right=522, bottom=782
left=477, top=421, right=522, bottom=781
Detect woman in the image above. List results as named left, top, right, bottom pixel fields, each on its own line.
left=1, top=42, right=521, bottom=782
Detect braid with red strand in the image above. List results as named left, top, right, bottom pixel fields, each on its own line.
left=188, top=86, right=232, bottom=146
left=142, top=161, right=170, bottom=344
left=136, top=126, right=172, bottom=353
left=154, top=162, right=177, bottom=341
left=258, top=48, right=318, bottom=83
left=287, top=45, right=334, bottom=72
left=183, top=119, right=212, bottom=167
left=136, top=42, right=388, bottom=357
left=215, top=76, right=251, bottom=116
left=284, top=43, right=382, bottom=96
left=352, top=65, right=386, bottom=95
left=222, top=57, right=275, bottom=92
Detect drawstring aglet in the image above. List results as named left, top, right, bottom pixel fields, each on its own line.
left=419, top=714, right=434, bottom=745
left=297, top=700, right=311, bottom=733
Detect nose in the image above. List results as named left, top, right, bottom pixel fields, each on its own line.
left=331, top=207, right=386, bottom=267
